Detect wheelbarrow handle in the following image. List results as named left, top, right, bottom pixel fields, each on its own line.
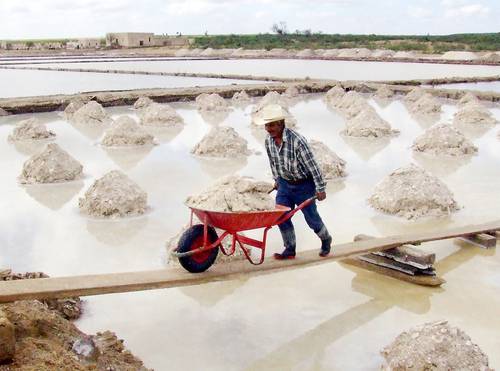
left=275, top=196, right=317, bottom=225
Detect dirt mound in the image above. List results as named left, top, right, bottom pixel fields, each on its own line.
left=322, top=49, right=340, bottom=57
left=8, top=117, right=55, bottom=141
left=309, top=140, right=347, bottom=179
left=453, top=102, right=497, bottom=125
left=196, top=93, right=230, bottom=111
left=381, top=320, right=491, bottom=371
left=441, top=51, right=478, bottom=60
left=191, top=126, right=250, bottom=158
left=139, top=102, right=183, bottom=127
left=404, top=87, right=426, bottom=103
left=371, top=49, right=395, bottom=58
left=71, top=101, right=112, bottom=125
left=19, top=143, right=83, bottom=184
left=393, top=51, right=415, bottom=59
left=296, top=49, right=315, bottom=58
left=185, top=175, right=274, bottom=212
left=408, top=93, right=442, bottom=115
left=252, top=91, right=289, bottom=114
left=133, top=96, right=154, bottom=110
left=232, top=90, right=250, bottom=103
left=343, top=109, right=399, bottom=138
left=368, top=164, right=459, bottom=219
left=335, top=91, right=374, bottom=118
left=63, top=98, right=87, bottom=119
left=78, top=170, right=148, bottom=218
left=412, top=123, right=477, bottom=156
left=375, top=85, right=395, bottom=99
left=324, top=86, right=345, bottom=107
left=480, top=52, right=500, bottom=62
left=0, top=300, right=149, bottom=370
left=338, top=48, right=371, bottom=58
left=102, top=116, right=155, bottom=146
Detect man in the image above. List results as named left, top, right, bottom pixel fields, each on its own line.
left=256, top=104, right=332, bottom=259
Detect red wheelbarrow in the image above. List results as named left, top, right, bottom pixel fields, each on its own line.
left=171, top=197, right=316, bottom=273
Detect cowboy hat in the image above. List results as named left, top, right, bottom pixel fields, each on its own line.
left=254, top=104, right=287, bottom=126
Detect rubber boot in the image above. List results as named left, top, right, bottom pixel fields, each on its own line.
left=317, top=225, right=332, bottom=257
left=274, top=226, right=296, bottom=260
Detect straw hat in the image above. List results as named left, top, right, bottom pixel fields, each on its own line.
left=254, top=104, right=286, bottom=126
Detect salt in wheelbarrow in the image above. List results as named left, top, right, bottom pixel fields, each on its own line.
left=171, top=197, right=317, bottom=273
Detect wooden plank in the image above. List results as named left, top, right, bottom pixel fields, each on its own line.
left=458, top=233, right=497, bottom=249
left=354, top=234, right=435, bottom=269
left=356, top=255, right=436, bottom=276
left=0, top=220, right=498, bottom=303
left=341, top=258, right=445, bottom=287
left=485, top=231, right=500, bottom=238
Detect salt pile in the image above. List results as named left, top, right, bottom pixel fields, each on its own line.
left=453, top=102, right=497, bottom=125
left=185, top=175, right=274, bottom=212
left=252, top=91, right=289, bottom=114
left=368, top=164, right=459, bottom=219
left=412, top=123, right=477, bottom=156
left=78, top=170, right=148, bottom=218
left=343, top=109, right=399, bottom=138
left=309, top=140, right=347, bottom=179
left=408, top=93, right=441, bottom=115
left=375, top=85, right=394, bottom=99
left=324, top=86, right=345, bottom=107
left=191, top=126, right=250, bottom=158
left=334, top=91, right=373, bottom=118
left=139, top=102, right=183, bottom=126
left=480, top=52, right=500, bottom=62
left=404, top=87, right=426, bottom=104
left=196, top=93, right=230, bottom=111
left=283, top=86, right=300, bottom=98
left=232, top=90, right=250, bottom=103
left=71, top=101, right=111, bottom=125
left=0, top=107, right=9, bottom=116
left=381, top=321, right=491, bottom=371
left=19, top=143, right=83, bottom=184
left=458, top=92, right=479, bottom=107
left=8, top=117, right=55, bottom=141
left=133, top=96, right=153, bottom=110
left=441, top=51, right=478, bottom=61
left=101, top=116, right=155, bottom=146
left=63, top=98, right=87, bottom=118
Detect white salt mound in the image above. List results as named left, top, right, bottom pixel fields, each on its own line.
left=404, top=87, right=426, bottom=103
left=139, top=102, right=183, bottom=127
left=19, top=143, right=83, bottom=184
left=343, top=109, right=399, bottom=138
left=309, top=140, right=346, bottom=179
left=78, top=170, right=148, bottom=218
left=283, top=86, right=299, bottom=98
left=186, top=176, right=275, bottom=212
left=368, top=164, right=459, bottom=219
left=324, top=86, right=345, bottom=107
left=8, top=117, right=55, bottom=141
left=101, top=116, right=155, bottom=146
left=63, top=98, right=86, bottom=118
left=191, top=126, right=250, bottom=158
left=196, top=93, right=230, bottom=111
left=232, top=90, right=250, bottom=102
left=409, top=93, right=441, bottom=115
left=252, top=91, right=289, bottom=114
left=381, top=321, right=491, bottom=371
left=335, top=91, right=374, bottom=118
left=71, top=101, right=111, bottom=125
left=375, top=85, right=394, bottom=99
left=453, top=102, right=497, bottom=125
left=412, top=123, right=477, bottom=156
left=458, top=92, right=479, bottom=107
left=133, top=96, right=154, bottom=110
left=0, top=107, right=9, bottom=116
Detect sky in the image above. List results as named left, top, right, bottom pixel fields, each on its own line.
left=0, top=0, right=498, bottom=40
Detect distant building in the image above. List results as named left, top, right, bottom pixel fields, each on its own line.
left=77, top=38, right=102, bottom=49
left=105, top=32, right=190, bottom=48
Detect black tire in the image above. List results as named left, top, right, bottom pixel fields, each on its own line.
left=177, top=224, right=219, bottom=273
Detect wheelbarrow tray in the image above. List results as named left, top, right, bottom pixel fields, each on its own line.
left=189, top=205, right=291, bottom=232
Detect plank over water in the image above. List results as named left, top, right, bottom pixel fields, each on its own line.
left=1, top=220, right=499, bottom=303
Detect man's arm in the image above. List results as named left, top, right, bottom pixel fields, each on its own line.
left=265, top=138, right=279, bottom=181
left=297, top=141, right=326, bottom=199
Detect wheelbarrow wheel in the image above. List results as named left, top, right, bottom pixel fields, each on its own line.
left=177, top=224, right=219, bottom=273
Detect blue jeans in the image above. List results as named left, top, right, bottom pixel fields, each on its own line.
left=276, top=177, right=325, bottom=233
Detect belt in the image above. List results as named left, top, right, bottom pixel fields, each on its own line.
left=282, top=177, right=311, bottom=185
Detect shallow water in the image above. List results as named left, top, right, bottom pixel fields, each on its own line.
left=0, top=94, right=499, bottom=370
left=0, top=68, right=261, bottom=98
left=21, top=58, right=500, bottom=81
left=428, top=81, right=500, bottom=93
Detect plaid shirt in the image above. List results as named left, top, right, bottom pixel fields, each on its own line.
left=265, top=128, right=326, bottom=193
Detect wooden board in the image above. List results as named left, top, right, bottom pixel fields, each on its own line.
left=458, top=233, right=497, bottom=249
left=1, top=220, right=499, bottom=303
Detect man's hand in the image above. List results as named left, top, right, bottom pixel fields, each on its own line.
left=316, top=191, right=326, bottom=201
left=268, top=182, right=278, bottom=194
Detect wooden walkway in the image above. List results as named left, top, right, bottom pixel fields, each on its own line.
left=1, top=220, right=499, bottom=303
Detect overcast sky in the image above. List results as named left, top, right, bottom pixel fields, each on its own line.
left=0, top=0, right=498, bottom=39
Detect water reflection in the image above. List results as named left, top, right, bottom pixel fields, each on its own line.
left=195, top=156, right=248, bottom=178
left=453, top=121, right=495, bottom=140
left=70, top=121, right=108, bottom=141
left=341, top=135, right=391, bottom=161
left=11, top=138, right=54, bottom=156
left=22, top=180, right=84, bottom=210
left=179, top=278, right=248, bottom=307
left=412, top=152, right=474, bottom=177
left=102, top=145, right=155, bottom=171
left=142, top=125, right=183, bottom=143
left=373, top=97, right=393, bottom=108
left=198, top=109, right=231, bottom=126
left=86, top=216, right=149, bottom=246
left=410, top=112, right=441, bottom=129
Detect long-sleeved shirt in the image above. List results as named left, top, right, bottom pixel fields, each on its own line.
left=265, top=128, right=326, bottom=193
